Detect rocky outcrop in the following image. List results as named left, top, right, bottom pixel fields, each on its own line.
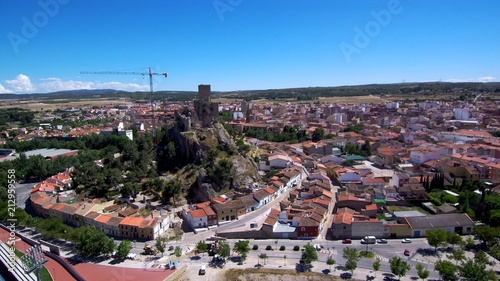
left=166, top=120, right=262, bottom=203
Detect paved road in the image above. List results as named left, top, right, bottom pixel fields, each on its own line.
left=176, top=237, right=445, bottom=281
left=15, top=181, right=38, bottom=209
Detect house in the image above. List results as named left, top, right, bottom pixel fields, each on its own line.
left=196, top=202, right=217, bottom=226
left=335, top=192, right=371, bottom=213
left=331, top=207, right=354, bottom=239
left=260, top=154, right=291, bottom=171
left=351, top=219, right=384, bottom=239
left=211, top=200, right=246, bottom=224
left=337, top=170, right=362, bottom=184
left=435, top=204, right=459, bottom=214
left=404, top=213, right=475, bottom=238
left=238, top=195, right=260, bottom=213
left=362, top=177, right=385, bottom=188
left=119, top=216, right=145, bottom=239
left=390, top=172, right=410, bottom=188
left=253, top=189, right=272, bottom=207
left=183, top=207, right=208, bottom=229
left=297, top=216, right=320, bottom=239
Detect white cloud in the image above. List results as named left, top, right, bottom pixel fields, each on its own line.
left=38, top=77, right=150, bottom=92
left=5, top=74, right=35, bottom=92
left=0, top=83, right=12, bottom=94
left=445, top=76, right=497, bottom=83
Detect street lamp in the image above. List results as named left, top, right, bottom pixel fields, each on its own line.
left=20, top=244, right=48, bottom=281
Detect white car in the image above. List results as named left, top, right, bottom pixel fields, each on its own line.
left=401, top=238, right=412, bottom=243
left=314, top=244, right=323, bottom=251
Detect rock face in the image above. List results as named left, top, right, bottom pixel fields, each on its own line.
left=167, top=121, right=261, bottom=203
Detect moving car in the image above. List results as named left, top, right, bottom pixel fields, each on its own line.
left=376, top=239, right=388, bottom=244
left=401, top=238, right=412, bottom=243
left=404, top=249, right=410, bottom=256
left=342, top=238, right=352, bottom=244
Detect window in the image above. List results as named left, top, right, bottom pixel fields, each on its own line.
left=301, top=227, right=305, bottom=231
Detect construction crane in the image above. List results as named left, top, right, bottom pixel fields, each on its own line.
left=80, top=67, right=168, bottom=143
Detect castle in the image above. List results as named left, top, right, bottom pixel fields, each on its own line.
left=176, top=84, right=219, bottom=131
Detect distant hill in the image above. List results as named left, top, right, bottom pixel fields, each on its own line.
left=1, top=81, right=499, bottom=101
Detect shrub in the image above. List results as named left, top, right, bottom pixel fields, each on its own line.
left=266, top=245, right=273, bottom=251
left=252, top=245, right=258, bottom=250
left=293, top=245, right=300, bottom=251
left=279, top=245, right=285, bottom=251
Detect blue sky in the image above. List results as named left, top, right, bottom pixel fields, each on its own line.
left=0, top=0, right=499, bottom=93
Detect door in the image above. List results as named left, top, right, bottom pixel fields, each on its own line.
left=414, top=230, right=420, bottom=238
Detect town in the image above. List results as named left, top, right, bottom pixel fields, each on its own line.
left=1, top=83, right=500, bottom=281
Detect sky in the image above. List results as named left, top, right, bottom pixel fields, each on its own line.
left=0, top=0, right=499, bottom=94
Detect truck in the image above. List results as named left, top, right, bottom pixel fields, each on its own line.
left=361, top=236, right=376, bottom=244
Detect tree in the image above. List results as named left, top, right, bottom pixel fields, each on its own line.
left=372, top=258, right=381, bottom=277
left=465, top=235, right=475, bottom=249
left=259, top=253, right=268, bottom=265
left=301, top=243, right=318, bottom=265
left=490, top=244, right=500, bottom=260
left=474, top=250, right=489, bottom=265
left=416, top=263, right=430, bottom=281
left=343, top=247, right=359, bottom=275
left=233, top=240, right=251, bottom=262
left=447, top=232, right=463, bottom=249
left=161, top=179, right=182, bottom=206
left=435, top=260, right=457, bottom=281
left=474, top=225, right=500, bottom=247
left=195, top=240, right=208, bottom=255
left=327, top=258, right=336, bottom=272
left=75, top=226, right=116, bottom=257
left=389, top=256, right=411, bottom=280
left=426, top=228, right=449, bottom=251
left=345, top=259, right=357, bottom=275
left=116, top=240, right=132, bottom=260
left=174, top=246, right=182, bottom=258
left=216, top=241, right=230, bottom=259
left=459, top=259, right=497, bottom=281
left=447, top=248, right=466, bottom=265
left=312, top=127, right=324, bottom=142
left=155, top=236, right=167, bottom=256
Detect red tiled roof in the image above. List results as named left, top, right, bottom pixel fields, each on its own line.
left=120, top=216, right=145, bottom=227
left=333, top=212, right=353, bottom=225
left=190, top=209, right=207, bottom=218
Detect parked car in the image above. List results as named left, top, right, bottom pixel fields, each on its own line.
left=401, top=238, right=412, bottom=243
left=404, top=249, right=410, bottom=256
left=342, top=238, right=352, bottom=244
left=314, top=244, right=323, bottom=251
left=199, top=264, right=206, bottom=275
left=377, top=239, right=388, bottom=244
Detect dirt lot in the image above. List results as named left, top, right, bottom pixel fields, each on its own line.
left=172, top=267, right=356, bottom=281
left=223, top=268, right=342, bottom=281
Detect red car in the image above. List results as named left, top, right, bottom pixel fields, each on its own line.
left=342, top=238, right=352, bottom=244
left=404, top=249, right=410, bottom=256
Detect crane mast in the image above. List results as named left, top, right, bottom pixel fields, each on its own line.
left=80, top=67, right=168, bottom=143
